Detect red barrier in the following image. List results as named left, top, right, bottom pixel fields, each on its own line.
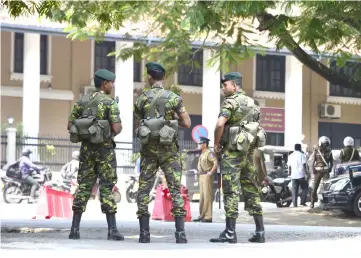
left=151, top=184, right=192, bottom=222
left=32, top=186, right=74, bottom=219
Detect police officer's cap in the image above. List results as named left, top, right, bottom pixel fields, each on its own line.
left=198, top=137, right=211, bottom=144
left=94, top=69, right=116, bottom=81
left=221, top=72, right=242, bottom=83
left=145, top=62, right=166, bottom=74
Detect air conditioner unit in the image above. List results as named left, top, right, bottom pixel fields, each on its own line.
left=80, top=86, right=95, bottom=96
left=319, top=104, right=341, bottom=119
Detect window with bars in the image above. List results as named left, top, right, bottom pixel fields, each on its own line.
left=266, top=132, right=284, bottom=146
left=13, top=33, right=48, bottom=75
left=178, top=49, right=203, bottom=86
left=94, top=41, right=115, bottom=73
left=256, top=54, right=285, bottom=92
left=329, top=60, right=361, bottom=98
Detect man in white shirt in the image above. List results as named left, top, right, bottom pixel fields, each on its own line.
left=287, top=144, right=309, bottom=207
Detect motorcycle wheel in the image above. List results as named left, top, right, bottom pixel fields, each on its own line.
left=3, top=185, right=22, bottom=204
left=113, top=190, right=121, bottom=203
left=276, top=200, right=292, bottom=208
left=126, top=185, right=137, bottom=203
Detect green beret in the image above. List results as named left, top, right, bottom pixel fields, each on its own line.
left=94, top=69, right=116, bottom=81
left=221, top=72, right=242, bottom=83
left=145, top=62, right=166, bottom=74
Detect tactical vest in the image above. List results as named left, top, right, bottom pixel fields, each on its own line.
left=136, top=89, right=179, bottom=145
left=69, top=93, right=111, bottom=144
left=222, top=93, right=266, bottom=152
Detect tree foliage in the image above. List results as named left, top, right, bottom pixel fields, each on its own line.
left=2, top=0, right=361, bottom=91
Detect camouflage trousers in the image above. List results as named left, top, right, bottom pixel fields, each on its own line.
left=221, top=148, right=263, bottom=218
left=72, top=144, right=118, bottom=214
left=136, top=142, right=185, bottom=218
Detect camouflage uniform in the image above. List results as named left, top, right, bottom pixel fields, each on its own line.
left=69, top=91, right=120, bottom=214
left=210, top=72, right=265, bottom=244
left=134, top=84, right=186, bottom=218
left=219, top=91, right=263, bottom=218
left=68, top=69, right=123, bottom=241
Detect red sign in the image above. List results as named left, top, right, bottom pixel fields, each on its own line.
left=260, top=108, right=285, bottom=133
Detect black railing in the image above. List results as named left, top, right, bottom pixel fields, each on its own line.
left=1, top=135, right=7, bottom=167
left=12, top=136, right=197, bottom=172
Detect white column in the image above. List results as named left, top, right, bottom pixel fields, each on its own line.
left=5, top=127, right=17, bottom=165
left=114, top=41, right=134, bottom=183
left=22, top=33, right=40, bottom=137
left=202, top=49, right=221, bottom=145
left=284, top=56, right=303, bottom=148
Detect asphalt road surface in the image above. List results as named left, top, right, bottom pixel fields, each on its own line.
left=1, top=219, right=361, bottom=257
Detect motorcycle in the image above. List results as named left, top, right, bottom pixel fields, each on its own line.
left=2, top=168, right=53, bottom=204
left=125, top=175, right=139, bottom=203
left=261, top=176, right=293, bottom=208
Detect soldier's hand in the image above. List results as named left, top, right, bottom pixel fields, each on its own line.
left=214, top=143, right=222, bottom=154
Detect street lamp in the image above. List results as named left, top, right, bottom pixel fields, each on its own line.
left=7, top=117, right=14, bottom=127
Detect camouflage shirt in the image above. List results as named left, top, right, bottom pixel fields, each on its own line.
left=133, top=84, right=187, bottom=121
left=219, top=92, right=259, bottom=126
left=69, top=90, right=121, bottom=147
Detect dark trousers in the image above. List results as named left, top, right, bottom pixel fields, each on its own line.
left=23, top=175, right=40, bottom=198
left=292, top=177, right=308, bottom=206
left=311, top=171, right=327, bottom=204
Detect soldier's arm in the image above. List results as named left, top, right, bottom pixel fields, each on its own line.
left=260, top=151, right=268, bottom=178
left=109, top=101, right=122, bottom=135
left=214, top=101, right=231, bottom=150
left=133, top=95, right=146, bottom=131
left=173, top=95, right=191, bottom=128
left=67, top=102, right=82, bottom=130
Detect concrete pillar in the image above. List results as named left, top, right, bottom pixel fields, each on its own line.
left=202, top=49, right=221, bottom=145
left=22, top=33, right=40, bottom=137
left=284, top=56, right=303, bottom=148
left=114, top=41, right=134, bottom=191
left=5, top=127, right=17, bottom=165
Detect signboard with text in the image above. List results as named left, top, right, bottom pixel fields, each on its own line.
left=260, top=107, right=285, bottom=133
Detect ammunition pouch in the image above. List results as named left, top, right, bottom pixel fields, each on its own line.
left=136, top=117, right=178, bottom=145
left=69, top=117, right=111, bottom=144
left=224, top=122, right=266, bottom=151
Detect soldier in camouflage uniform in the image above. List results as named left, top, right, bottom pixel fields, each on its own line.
left=210, top=72, right=265, bottom=244
left=340, top=136, right=360, bottom=163
left=67, top=69, right=124, bottom=241
left=134, top=62, right=191, bottom=244
left=310, top=136, right=333, bottom=208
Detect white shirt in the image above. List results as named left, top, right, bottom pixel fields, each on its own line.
left=287, top=151, right=306, bottom=179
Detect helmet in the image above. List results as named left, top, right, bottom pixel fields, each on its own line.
left=72, top=151, right=80, bottom=160
left=318, top=136, right=331, bottom=147
left=22, top=148, right=32, bottom=156
left=343, top=136, right=354, bottom=147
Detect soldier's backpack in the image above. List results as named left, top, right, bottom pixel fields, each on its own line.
left=136, top=89, right=179, bottom=145
left=69, top=93, right=112, bottom=144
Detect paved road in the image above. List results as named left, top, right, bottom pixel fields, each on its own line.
left=2, top=199, right=361, bottom=227
left=1, top=219, right=361, bottom=256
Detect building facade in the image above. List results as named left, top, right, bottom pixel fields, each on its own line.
left=1, top=25, right=361, bottom=150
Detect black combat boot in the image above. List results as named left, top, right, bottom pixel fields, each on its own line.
left=209, top=217, right=237, bottom=243
left=248, top=215, right=265, bottom=243
left=175, top=217, right=187, bottom=244
left=106, top=213, right=124, bottom=241
left=138, top=216, right=150, bottom=243
left=69, top=212, right=82, bottom=239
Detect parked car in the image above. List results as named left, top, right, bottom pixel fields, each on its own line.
left=318, top=161, right=361, bottom=217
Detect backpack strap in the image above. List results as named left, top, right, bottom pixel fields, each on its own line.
left=81, top=92, right=103, bottom=117
left=146, top=89, right=165, bottom=118
left=157, top=91, right=172, bottom=117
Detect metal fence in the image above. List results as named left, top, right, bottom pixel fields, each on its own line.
left=7, top=135, right=197, bottom=172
